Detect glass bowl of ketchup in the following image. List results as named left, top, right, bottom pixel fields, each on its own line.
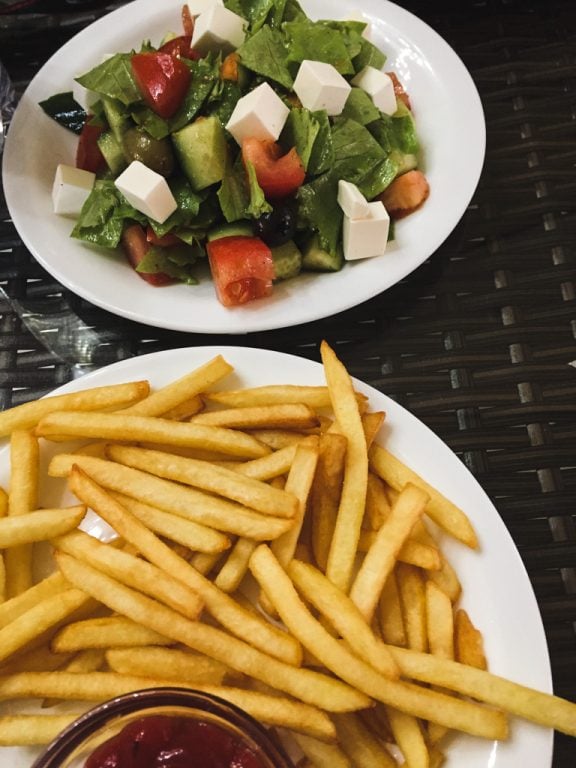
left=30, top=687, right=295, bottom=768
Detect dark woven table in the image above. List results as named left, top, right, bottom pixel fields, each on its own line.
left=1, top=0, right=575, bottom=764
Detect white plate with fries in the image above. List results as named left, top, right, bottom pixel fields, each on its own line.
left=0, top=345, right=561, bottom=767
left=2, top=0, right=485, bottom=333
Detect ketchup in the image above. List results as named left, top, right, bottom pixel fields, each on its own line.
left=85, top=715, right=268, bottom=768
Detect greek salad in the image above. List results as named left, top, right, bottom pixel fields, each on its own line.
left=41, top=0, right=429, bottom=307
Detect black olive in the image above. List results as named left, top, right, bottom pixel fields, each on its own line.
left=254, top=205, right=296, bottom=247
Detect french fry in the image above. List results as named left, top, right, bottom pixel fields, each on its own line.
left=310, top=433, right=347, bottom=572
left=55, top=552, right=370, bottom=713
left=426, top=581, right=454, bottom=745
left=205, top=384, right=362, bottom=409
left=0, top=487, right=8, bottom=517
left=51, top=616, right=173, bottom=651
left=190, top=404, right=320, bottom=430
left=120, top=354, right=233, bottom=416
left=364, top=471, right=392, bottom=531
left=53, top=529, right=204, bottom=619
left=385, top=706, right=430, bottom=768
left=190, top=551, right=221, bottom=576
left=230, top=436, right=318, bottom=481
left=106, top=443, right=298, bottom=519
left=108, top=491, right=230, bottom=554
left=106, top=647, right=229, bottom=685
left=0, top=556, right=5, bottom=604
left=160, top=395, right=204, bottom=421
left=0, top=381, right=150, bottom=436
left=397, top=562, right=428, bottom=653
left=321, top=341, right=369, bottom=593
left=378, top=570, right=407, bottom=648
left=270, top=441, right=319, bottom=567
left=250, top=545, right=507, bottom=739
left=214, top=537, right=257, bottom=593
left=357, top=532, right=441, bottom=571
left=368, top=445, right=478, bottom=549
left=349, top=483, right=429, bottom=622
left=36, top=411, right=270, bottom=458
left=388, top=644, right=576, bottom=737
left=291, top=732, right=352, bottom=767
left=4, top=429, right=39, bottom=597
left=0, top=572, right=68, bottom=629
left=0, top=588, right=93, bottom=666
left=51, top=455, right=291, bottom=541
left=244, top=429, right=314, bottom=450
left=287, top=558, right=399, bottom=679
left=0, top=506, right=86, bottom=548
left=0, top=715, right=80, bottom=746
left=332, top=712, right=397, bottom=768
left=455, top=608, right=487, bottom=670
left=0, top=644, right=74, bottom=675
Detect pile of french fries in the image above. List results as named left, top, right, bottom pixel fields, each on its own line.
left=0, top=341, right=574, bottom=766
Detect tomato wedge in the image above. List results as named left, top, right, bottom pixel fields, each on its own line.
left=76, top=122, right=106, bottom=174
left=131, top=51, right=191, bottom=119
left=206, top=236, right=275, bottom=307
left=121, top=224, right=175, bottom=286
left=241, top=139, right=305, bottom=200
left=145, top=226, right=182, bottom=247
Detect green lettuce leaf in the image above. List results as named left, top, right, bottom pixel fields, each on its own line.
left=236, top=26, right=293, bottom=89
left=71, top=181, right=145, bottom=248
left=353, top=36, right=387, bottom=72
left=284, top=19, right=354, bottom=75
left=169, top=54, right=221, bottom=132
left=135, top=244, right=201, bottom=284
left=296, top=171, right=342, bottom=255
left=341, top=87, right=380, bottom=126
left=307, top=110, right=333, bottom=176
left=76, top=53, right=142, bottom=106
left=331, top=117, right=387, bottom=183
left=280, top=108, right=321, bottom=171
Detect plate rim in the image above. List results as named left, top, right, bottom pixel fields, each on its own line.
left=2, top=0, right=486, bottom=334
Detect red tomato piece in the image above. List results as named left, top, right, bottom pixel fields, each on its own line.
left=206, top=236, right=275, bottom=307
left=121, top=224, right=175, bottom=286
left=386, top=71, right=411, bottom=110
left=131, top=52, right=191, bottom=119
left=159, top=35, right=201, bottom=60
left=241, top=138, right=306, bottom=200
left=76, top=122, right=106, bottom=174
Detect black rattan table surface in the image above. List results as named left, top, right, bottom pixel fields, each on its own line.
left=1, top=0, right=575, bottom=764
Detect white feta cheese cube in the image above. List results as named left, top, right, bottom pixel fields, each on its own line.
left=186, top=0, right=223, bottom=15
left=343, top=201, right=390, bottom=260
left=292, top=60, right=352, bottom=116
left=191, top=4, right=246, bottom=55
left=337, top=180, right=370, bottom=220
left=52, top=164, right=95, bottom=218
left=114, top=161, right=177, bottom=224
left=225, top=82, right=290, bottom=144
left=351, top=67, right=397, bottom=115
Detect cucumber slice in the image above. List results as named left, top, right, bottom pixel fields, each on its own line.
left=271, top=240, right=302, bottom=281
left=207, top=221, right=254, bottom=241
left=302, top=235, right=344, bottom=273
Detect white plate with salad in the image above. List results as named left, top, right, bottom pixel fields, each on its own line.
left=0, top=345, right=553, bottom=767
left=2, top=0, right=485, bottom=333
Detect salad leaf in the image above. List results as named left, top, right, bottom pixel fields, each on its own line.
left=76, top=53, right=142, bottom=106
left=331, top=117, right=387, bottom=183
left=217, top=159, right=271, bottom=222
left=245, top=160, right=273, bottom=218
left=71, top=181, right=145, bottom=248
left=368, top=104, right=420, bottom=156
left=131, top=105, right=170, bottom=140
left=284, top=20, right=355, bottom=75
left=281, top=0, right=307, bottom=22
left=353, top=36, right=387, bottom=72
left=307, top=110, right=333, bottom=176
left=341, top=87, right=380, bottom=126
left=356, top=156, right=398, bottom=199
left=169, top=55, right=221, bottom=132
left=280, top=108, right=321, bottom=171
left=317, top=20, right=365, bottom=64
left=207, top=80, right=243, bottom=126
left=226, top=0, right=278, bottom=31
left=297, top=171, right=342, bottom=255
left=38, top=92, right=86, bottom=134
left=148, top=177, right=206, bottom=237
left=136, top=244, right=201, bottom=284
left=235, top=26, right=293, bottom=89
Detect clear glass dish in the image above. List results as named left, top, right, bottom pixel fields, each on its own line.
left=30, top=687, right=295, bottom=768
